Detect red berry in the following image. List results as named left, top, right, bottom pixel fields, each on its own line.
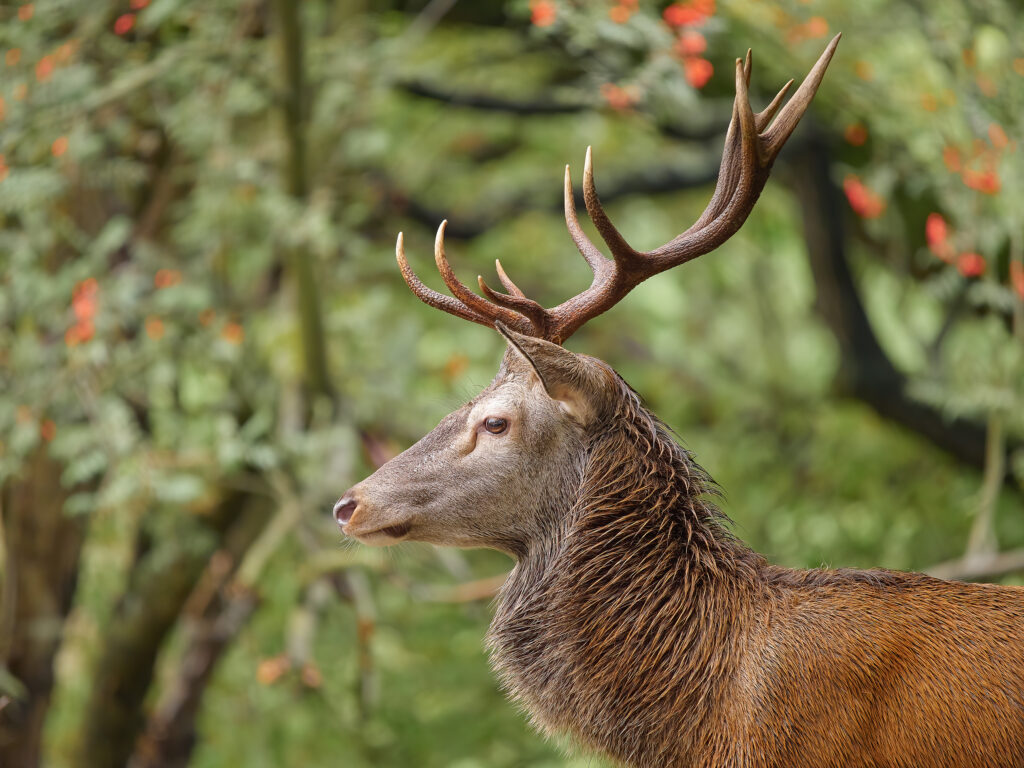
left=113, top=13, right=135, bottom=35
left=956, top=252, right=986, bottom=278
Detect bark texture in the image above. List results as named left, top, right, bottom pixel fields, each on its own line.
left=0, top=449, right=88, bottom=768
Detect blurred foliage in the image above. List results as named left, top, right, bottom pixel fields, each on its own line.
left=0, top=0, right=1021, bottom=766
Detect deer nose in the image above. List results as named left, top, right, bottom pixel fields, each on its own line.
left=333, top=494, right=358, bottom=527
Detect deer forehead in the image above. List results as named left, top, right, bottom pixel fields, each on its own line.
left=467, top=385, right=524, bottom=423
left=467, top=378, right=550, bottom=424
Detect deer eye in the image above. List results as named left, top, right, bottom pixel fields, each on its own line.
left=483, top=417, right=507, bottom=434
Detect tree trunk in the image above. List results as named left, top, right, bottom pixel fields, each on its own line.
left=0, top=449, right=88, bottom=767
left=74, top=492, right=253, bottom=768
left=129, top=500, right=271, bottom=768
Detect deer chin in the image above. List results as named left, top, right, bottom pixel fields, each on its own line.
left=343, top=519, right=413, bottom=546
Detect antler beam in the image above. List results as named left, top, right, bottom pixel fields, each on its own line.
left=397, top=34, right=840, bottom=344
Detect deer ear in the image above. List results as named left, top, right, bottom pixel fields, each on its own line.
left=494, top=322, right=608, bottom=424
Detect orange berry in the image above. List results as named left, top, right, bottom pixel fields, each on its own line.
left=609, top=4, right=631, bottom=23
left=55, top=42, right=74, bottom=63
left=18, top=5, right=33, bottom=21
left=51, top=136, right=68, bottom=157
left=1010, top=261, right=1024, bottom=299
left=664, top=3, right=705, bottom=27
left=66, top=320, right=94, bottom=344
left=40, top=419, right=56, bottom=442
left=530, top=0, right=556, bottom=27
left=256, top=655, right=290, bottom=685
left=853, top=60, right=873, bottom=81
left=72, top=279, right=99, bottom=321
left=35, top=56, right=53, bottom=82
left=145, top=316, right=164, bottom=340
left=443, top=354, right=469, bottom=381
left=961, top=168, right=1000, bottom=195
left=113, top=13, right=135, bottom=35
left=843, top=123, right=867, bottom=146
left=222, top=322, right=244, bottom=344
left=842, top=175, right=885, bottom=219
left=684, top=57, right=714, bottom=89
left=956, top=252, right=985, bottom=278
left=942, top=146, right=961, bottom=172
left=5, top=49, right=21, bottom=67
left=300, top=663, right=323, bottom=689
left=805, top=16, right=828, bottom=38
left=675, top=30, right=706, bottom=56
left=925, top=213, right=947, bottom=249
left=976, top=75, right=996, bottom=97
left=600, top=83, right=634, bottom=111
left=154, top=268, right=181, bottom=288
left=989, top=123, right=1009, bottom=150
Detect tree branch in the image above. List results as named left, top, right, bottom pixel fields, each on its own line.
left=398, top=79, right=589, bottom=115
left=926, top=548, right=1024, bottom=582
left=388, top=160, right=719, bottom=239
left=395, top=79, right=728, bottom=141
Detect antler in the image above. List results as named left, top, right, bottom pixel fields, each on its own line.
left=397, top=34, right=840, bottom=344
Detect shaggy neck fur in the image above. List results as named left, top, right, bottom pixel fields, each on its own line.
left=487, top=380, right=767, bottom=767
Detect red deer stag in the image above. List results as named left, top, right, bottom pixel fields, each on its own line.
left=335, top=35, right=1024, bottom=768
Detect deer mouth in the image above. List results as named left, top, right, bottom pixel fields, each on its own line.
left=345, top=520, right=412, bottom=545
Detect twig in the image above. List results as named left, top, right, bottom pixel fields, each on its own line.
left=926, top=547, right=1024, bottom=581
left=396, top=79, right=728, bottom=141
left=965, top=414, right=1005, bottom=557
left=403, top=0, right=459, bottom=43
left=341, top=568, right=376, bottom=721
left=399, top=79, right=589, bottom=115
left=0, top=493, right=14, bottom=664
left=390, top=160, right=719, bottom=240
left=416, top=573, right=509, bottom=603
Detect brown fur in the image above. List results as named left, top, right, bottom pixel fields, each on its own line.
left=487, top=373, right=1024, bottom=768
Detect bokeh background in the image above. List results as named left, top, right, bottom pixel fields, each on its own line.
left=1, top=1, right=1022, bottom=766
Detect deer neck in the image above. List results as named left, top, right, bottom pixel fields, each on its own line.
left=487, top=405, right=767, bottom=766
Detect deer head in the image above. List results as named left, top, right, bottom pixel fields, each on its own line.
left=335, top=37, right=839, bottom=556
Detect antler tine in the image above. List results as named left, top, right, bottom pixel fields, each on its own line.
left=563, top=162, right=608, bottom=274
left=432, top=221, right=529, bottom=330
left=756, top=77, right=794, bottom=133
left=582, top=147, right=644, bottom=269
left=396, top=227, right=538, bottom=335
left=494, top=259, right=525, bottom=298
left=477, top=275, right=549, bottom=335
left=761, top=33, right=841, bottom=157
left=396, top=232, right=489, bottom=326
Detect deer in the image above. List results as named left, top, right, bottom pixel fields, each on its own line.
left=333, top=35, right=1024, bottom=768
